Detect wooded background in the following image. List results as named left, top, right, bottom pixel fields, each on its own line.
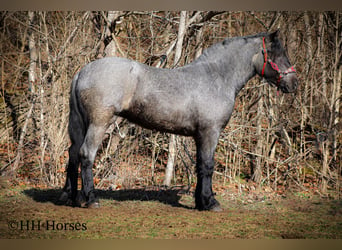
left=0, top=11, right=341, bottom=198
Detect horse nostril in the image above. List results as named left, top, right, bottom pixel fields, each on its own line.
left=294, top=79, right=299, bottom=88
left=290, top=79, right=298, bottom=92
left=290, top=76, right=298, bottom=89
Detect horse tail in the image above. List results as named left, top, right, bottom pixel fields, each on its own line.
left=60, top=72, right=85, bottom=202
left=68, top=72, right=86, bottom=147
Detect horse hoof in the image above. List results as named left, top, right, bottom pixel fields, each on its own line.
left=75, top=191, right=87, bottom=207
left=210, top=205, right=223, bottom=212
left=57, top=192, right=73, bottom=206
left=87, top=202, right=100, bottom=208
left=58, top=191, right=69, bottom=203
left=67, top=199, right=76, bottom=207
left=78, top=200, right=87, bottom=208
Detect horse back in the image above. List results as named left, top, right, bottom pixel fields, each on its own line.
left=74, top=57, right=232, bottom=136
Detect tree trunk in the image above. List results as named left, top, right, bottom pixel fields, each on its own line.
left=104, top=11, right=124, bottom=57
left=321, top=12, right=341, bottom=194
left=252, top=89, right=264, bottom=184
left=11, top=11, right=37, bottom=177
left=321, top=139, right=329, bottom=194
left=28, top=11, right=37, bottom=93
left=332, top=12, right=341, bottom=162
left=163, top=134, right=177, bottom=186
left=163, top=11, right=188, bottom=186
left=95, top=11, right=124, bottom=58
left=300, top=11, right=313, bottom=160
left=304, top=12, right=314, bottom=116
left=194, top=27, right=203, bottom=59
left=173, top=11, right=187, bottom=66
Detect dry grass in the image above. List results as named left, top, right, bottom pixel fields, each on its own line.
left=1, top=179, right=341, bottom=239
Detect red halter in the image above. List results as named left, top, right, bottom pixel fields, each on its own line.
left=261, top=37, right=296, bottom=84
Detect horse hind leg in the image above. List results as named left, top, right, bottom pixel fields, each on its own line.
left=78, top=122, right=110, bottom=208
left=60, top=106, right=113, bottom=208
left=80, top=124, right=103, bottom=208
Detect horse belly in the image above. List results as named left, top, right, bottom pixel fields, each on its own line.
left=119, top=99, right=196, bottom=136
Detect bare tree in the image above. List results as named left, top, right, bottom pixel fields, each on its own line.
left=11, top=11, right=37, bottom=177
left=1, top=11, right=340, bottom=198
left=163, top=11, right=188, bottom=186
left=252, top=87, right=264, bottom=184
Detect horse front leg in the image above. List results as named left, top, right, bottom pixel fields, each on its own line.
left=194, top=128, right=222, bottom=211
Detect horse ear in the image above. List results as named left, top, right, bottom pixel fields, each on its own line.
left=269, top=29, right=280, bottom=41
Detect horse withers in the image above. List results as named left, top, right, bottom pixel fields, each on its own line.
left=59, top=30, right=298, bottom=211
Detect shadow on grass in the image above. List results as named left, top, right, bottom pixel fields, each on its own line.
left=23, top=186, right=193, bottom=210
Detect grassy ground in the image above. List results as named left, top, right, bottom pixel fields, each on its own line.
left=0, top=180, right=341, bottom=239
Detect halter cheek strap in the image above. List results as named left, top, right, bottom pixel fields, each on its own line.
left=261, top=37, right=268, bottom=77
left=261, top=37, right=296, bottom=84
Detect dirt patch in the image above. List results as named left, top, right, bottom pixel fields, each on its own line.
left=0, top=181, right=341, bottom=239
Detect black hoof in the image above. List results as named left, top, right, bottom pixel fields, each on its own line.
left=58, top=191, right=69, bottom=203
left=56, top=191, right=73, bottom=206
left=208, top=199, right=222, bottom=212
left=63, top=198, right=80, bottom=207
left=196, top=198, right=221, bottom=212
left=57, top=192, right=79, bottom=207
left=76, top=192, right=87, bottom=208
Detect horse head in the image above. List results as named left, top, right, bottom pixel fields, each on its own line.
left=255, top=30, right=298, bottom=93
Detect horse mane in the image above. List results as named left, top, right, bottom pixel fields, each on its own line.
left=222, top=32, right=268, bottom=45
left=198, top=32, right=269, bottom=61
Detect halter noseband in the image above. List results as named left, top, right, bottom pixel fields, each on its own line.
left=261, top=37, right=296, bottom=84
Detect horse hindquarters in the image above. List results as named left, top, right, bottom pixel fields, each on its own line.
left=60, top=73, right=112, bottom=208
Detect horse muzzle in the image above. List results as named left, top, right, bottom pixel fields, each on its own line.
left=279, top=73, right=298, bottom=93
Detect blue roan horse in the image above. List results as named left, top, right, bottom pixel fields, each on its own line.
left=59, top=30, right=298, bottom=211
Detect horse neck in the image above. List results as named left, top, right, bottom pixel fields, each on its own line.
left=189, top=38, right=260, bottom=95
